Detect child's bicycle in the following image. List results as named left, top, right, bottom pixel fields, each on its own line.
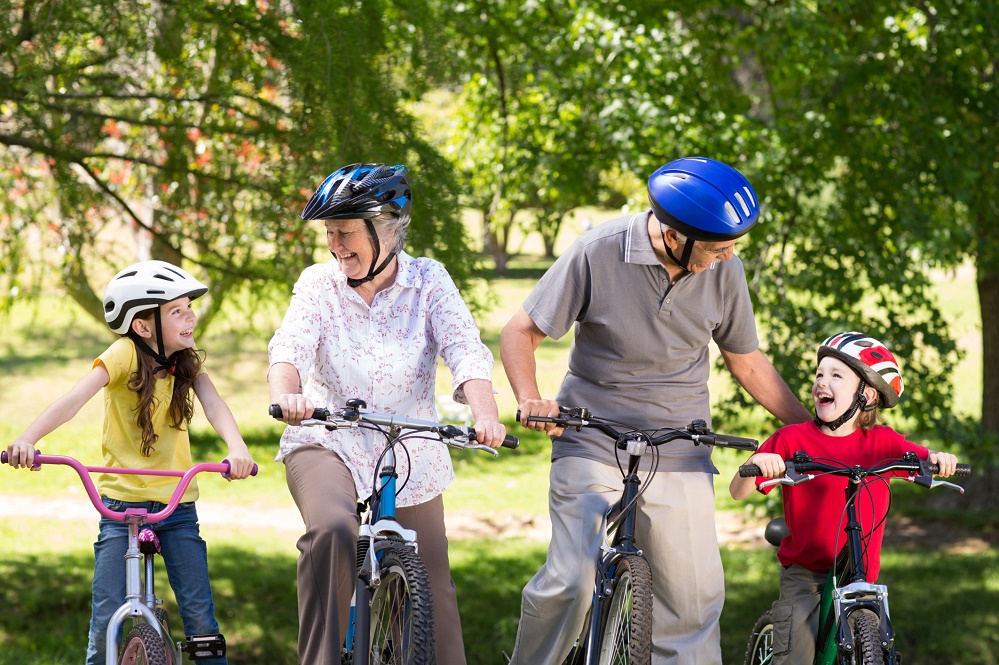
left=1, top=449, right=257, bottom=664
left=739, top=451, right=971, bottom=665
left=269, top=398, right=519, bottom=665
left=519, top=407, right=759, bottom=665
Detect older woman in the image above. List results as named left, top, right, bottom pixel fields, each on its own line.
left=268, top=163, right=505, bottom=665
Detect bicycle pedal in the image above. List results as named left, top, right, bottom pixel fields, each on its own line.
left=180, top=633, right=226, bottom=660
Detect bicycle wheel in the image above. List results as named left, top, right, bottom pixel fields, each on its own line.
left=119, top=622, right=170, bottom=665
left=367, top=540, right=435, bottom=665
left=847, top=609, right=887, bottom=665
left=743, top=610, right=775, bottom=665
left=594, top=553, right=653, bottom=665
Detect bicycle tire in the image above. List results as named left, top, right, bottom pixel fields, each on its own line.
left=594, top=553, right=653, bottom=665
left=118, top=622, right=170, bottom=665
left=848, top=609, right=886, bottom=665
left=743, top=610, right=775, bottom=665
left=367, top=540, right=435, bottom=665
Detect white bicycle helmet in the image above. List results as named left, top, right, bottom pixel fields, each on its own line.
left=103, top=260, right=208, bottom=335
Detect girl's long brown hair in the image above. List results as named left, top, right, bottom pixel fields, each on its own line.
left=127, top=311, right=204, bottom=456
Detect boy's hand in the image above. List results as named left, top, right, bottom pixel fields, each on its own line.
left=928, top=451, right=958, bottom=477
left=5, top=441, right=38, bottom=470
left=745, top=452, right=786, bottom=479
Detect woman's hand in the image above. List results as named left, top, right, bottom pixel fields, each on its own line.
left=272, top=393, right=315, bottom=426
left=473, top=417, right=507, bottom=449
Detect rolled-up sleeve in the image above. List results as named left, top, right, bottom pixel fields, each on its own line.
left=427, top=276, right=493, bottom=404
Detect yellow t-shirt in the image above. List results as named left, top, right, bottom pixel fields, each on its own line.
left=95, top=338, right=199, bottom=503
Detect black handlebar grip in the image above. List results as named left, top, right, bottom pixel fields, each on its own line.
left=739, top=464, right=763, bottom=477
left=709, top=434, right=759, bottom=452
left=502, top=435, right=520, bottom=450
left=1, top=451, right=7, bottom=464
left=927, top=462, right=972, bottom=476
left=269, top=404, right=330, bottom=421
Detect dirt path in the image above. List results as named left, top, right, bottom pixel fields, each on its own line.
left=2, top=493, right=989, bottom=553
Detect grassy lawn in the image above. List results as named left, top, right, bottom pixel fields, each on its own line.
left=1, top=259, right=995, bottom=664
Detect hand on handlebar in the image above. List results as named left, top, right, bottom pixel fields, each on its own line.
left=744, top=452, right=786, bottom=479
left=928, top=451, right=958, bottom=477
left=271, top=393, right=315, bottom=426
left=473, top=417, right=507, bottom=449
left=516, top=398, right=564, bottom=437
left=224, top=449, right=257, bottom=480
left=5, top=441, right=38, bottom=470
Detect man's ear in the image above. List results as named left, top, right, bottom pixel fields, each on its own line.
left=660, top=225, right=680, bottom=250
left=130, top=317, right=153, bottom=339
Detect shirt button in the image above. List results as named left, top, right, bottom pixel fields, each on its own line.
left=665, top=298, right=671, bottom=304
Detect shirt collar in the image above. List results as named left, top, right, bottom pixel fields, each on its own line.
left=623, top=210, right=661, bottom=266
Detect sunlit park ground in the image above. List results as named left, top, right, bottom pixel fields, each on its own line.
left=1, top=214, right=995, bottom=664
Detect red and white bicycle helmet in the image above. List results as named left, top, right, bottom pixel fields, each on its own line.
left=103, top=260, right=208, bottom=334
left=817, top=332, right=904, bottom=408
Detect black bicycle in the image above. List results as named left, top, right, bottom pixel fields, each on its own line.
left=520, top=407, right=758, bottom=665
left=739, top=451, right=970, bottom=665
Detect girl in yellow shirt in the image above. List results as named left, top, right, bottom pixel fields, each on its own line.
left=6, top=260, right=255, bottom=665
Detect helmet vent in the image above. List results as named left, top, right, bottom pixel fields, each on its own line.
left=154, top=274, right=176, bottom=281
left=734, top=192, right=751, bottom=217
left=743, top=186, right=756, bottom=206
left=724, top=201, right=740, bottom=224
left=116, top=271, right=138, bottom=280
left=147, top=289, right=166, bottom=295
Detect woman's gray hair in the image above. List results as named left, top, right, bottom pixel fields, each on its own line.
left=371, top=211, right=411, bottom=254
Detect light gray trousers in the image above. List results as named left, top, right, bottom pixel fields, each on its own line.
left=509, top=456, right=725, bottom=665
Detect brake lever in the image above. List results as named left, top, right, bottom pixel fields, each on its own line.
left=760, top=467, right=812, bottom=489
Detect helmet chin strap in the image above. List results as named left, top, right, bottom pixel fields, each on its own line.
left=660, top=225, right=694, bottom=272
left=814, top=379, right=876, bottom=431
left=127, top=309, right=178, bottom=374
left=339, top=219, right=397, bottom=288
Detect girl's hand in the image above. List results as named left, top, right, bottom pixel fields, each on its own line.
left=225, top=449, right=256, bottom=480
left=473, top=417, right=507, bottom=449
left=745, top=452, right=786, bottom=479
left=928, top=451, right=958, bottom=477
left=5, top=441, right=38, bottom=470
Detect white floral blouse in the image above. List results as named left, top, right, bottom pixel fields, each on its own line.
left=268, top=251, right=494, bottom=506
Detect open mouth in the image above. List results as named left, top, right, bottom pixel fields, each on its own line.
left=816, top=393, right=834, bottom=405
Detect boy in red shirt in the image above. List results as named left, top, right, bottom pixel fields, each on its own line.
left=730, top=331, right=958, bottom=664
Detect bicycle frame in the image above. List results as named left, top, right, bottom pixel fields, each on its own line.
left=2, top=450, right=251, bottom=663
left=522, top=408, right=758, bottom=665
left=748, top=452, right=969, bottom=665
left=272, top=399, right=518, bottom=665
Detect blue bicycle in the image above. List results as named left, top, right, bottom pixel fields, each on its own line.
left=271, top=398, right=518, bottom=665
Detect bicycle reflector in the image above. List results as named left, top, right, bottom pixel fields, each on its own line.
left=181, top=633, right=226, bottom=660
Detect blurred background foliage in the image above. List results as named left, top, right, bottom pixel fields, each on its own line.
left=1, top=0, right=997, bottom=504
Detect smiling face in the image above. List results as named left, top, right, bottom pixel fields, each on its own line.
left=132, top=297, right=198, bottom=356
left=325, top=218, right=383, bottom=281
left=812, top=356, right=877, bottom=428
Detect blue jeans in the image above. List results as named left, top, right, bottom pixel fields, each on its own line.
left=86, top=498, right=226, bottom=665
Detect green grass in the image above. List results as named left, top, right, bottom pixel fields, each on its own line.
left=1, top=262, right=994, bottom=664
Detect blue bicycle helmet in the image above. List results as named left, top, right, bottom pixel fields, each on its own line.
left=648, top=157, right=759, bottom=270
left=301, top=163, right=411, bottom=221
left=301, top=163, right=411, bottom=288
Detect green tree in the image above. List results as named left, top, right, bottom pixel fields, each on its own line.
left=0, top=0, right=478, bottom=330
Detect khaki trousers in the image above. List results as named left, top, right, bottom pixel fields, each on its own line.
left=509, top=456, right=724, bottom=665
left=771, top=563, right=826, bottom=665
left=284, top=445, right=466, bottom=665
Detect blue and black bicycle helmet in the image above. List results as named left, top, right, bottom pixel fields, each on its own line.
left=301, top=163, right=412, bottom=287
left=647, top=157, right=760, bottom=270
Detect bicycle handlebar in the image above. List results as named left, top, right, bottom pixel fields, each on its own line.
left=517, top=407, right=759, bottom=452
left=268, top=403, right=520, bottom=451
left=2, top=450, right=258, bottom=522
left=738, top=453, right=971, bottom=492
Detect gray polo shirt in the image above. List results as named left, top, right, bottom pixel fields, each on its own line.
left=524, top=211, right=760, bottom=472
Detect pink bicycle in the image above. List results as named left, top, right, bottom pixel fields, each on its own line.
left=2, top=450, right=256, bottom=664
